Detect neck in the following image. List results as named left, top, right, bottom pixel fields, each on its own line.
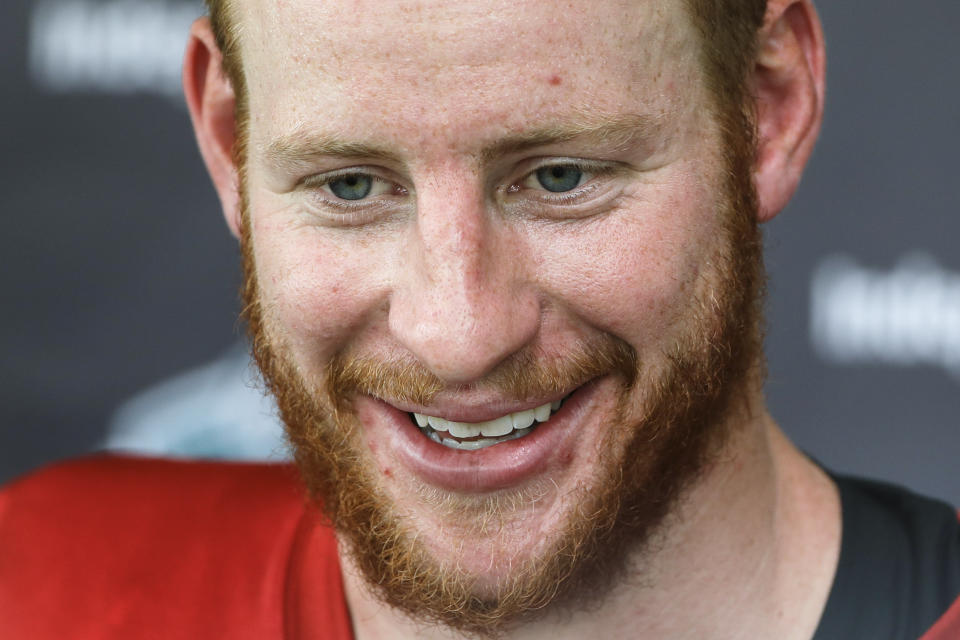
left=338, top=392, right=841, bottom=640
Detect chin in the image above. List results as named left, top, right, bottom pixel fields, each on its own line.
left=379, top=453, right=609, bottom=597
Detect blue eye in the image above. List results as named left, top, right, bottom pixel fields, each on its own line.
left=535, top=165, right=584, bottom=192
left=328, top=174, right=373, bottom=200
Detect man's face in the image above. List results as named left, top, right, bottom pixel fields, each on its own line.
left=236, top=0, right=761, bottom=632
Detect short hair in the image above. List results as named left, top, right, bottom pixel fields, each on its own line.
left=203, top=0, right=768, bottom=167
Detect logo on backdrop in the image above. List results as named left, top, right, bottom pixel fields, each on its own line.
left=28, top=0, right=201, bottom=99
left=811, top=252, right=960, bottom=380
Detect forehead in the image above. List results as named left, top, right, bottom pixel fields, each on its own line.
left=236, top=0, right=705, bottom=157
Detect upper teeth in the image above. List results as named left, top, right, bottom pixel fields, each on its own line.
left=414, top=400, right=562, bottom=440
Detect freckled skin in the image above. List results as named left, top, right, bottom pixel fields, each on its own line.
left=240, top=0, right=721, bottom=583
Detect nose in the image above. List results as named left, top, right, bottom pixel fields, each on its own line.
left=389, top=175, right=540, bottom=384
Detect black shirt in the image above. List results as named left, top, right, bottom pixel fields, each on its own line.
left=812, top=473, right=960, bottom=640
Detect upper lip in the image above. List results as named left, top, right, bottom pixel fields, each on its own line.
left=380, top=389, right=579, bottom=423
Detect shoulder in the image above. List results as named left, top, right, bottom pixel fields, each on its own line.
left=0, top=456, right=341, bottom=639
left=834, top=474, right=960, bottom=595
left=922, top=596, right=960, bottom=640
left=0, top=453, right=303, bottom=505
left=818, top=473, right=960, bottom=640
left=0, top=455, right=310, bottom=557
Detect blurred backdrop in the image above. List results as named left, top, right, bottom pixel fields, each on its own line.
left=1, top=1, right=958, bottom=502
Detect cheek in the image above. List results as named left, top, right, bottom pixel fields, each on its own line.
left=536, top=179, right=718, bottom=350
left=251, top=217, right=387, bottom=365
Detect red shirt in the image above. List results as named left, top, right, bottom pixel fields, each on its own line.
left=1, top=456, right=958, bottom=639
left=0, top=457, right=352, bottom=639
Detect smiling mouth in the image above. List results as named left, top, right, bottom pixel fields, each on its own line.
left=408, top=397, right=568, bottom=451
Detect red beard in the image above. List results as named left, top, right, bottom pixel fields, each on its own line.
left=238, top=129, right=764, bottom=637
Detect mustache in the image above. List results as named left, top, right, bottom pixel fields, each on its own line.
left=325, top=335, right=639, bottom=408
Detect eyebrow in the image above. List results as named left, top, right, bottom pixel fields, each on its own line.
left=264, top=136, right=403, bottom=174
left=263, top=112, right=667, bottom=171
left=478, top=113, right=667, bottom=163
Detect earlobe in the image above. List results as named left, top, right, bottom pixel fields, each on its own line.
left=183, top=17, right=242, bottom=238
left=752, top=0, right=826, bottom=222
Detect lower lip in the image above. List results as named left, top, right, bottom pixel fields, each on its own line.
left=356, top=382, right=599, bottom=493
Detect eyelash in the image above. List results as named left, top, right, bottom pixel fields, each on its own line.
left=297, top=159, right=619, bottom=223
left=509, top=160, right=616, bottom=202
left=301, top=169, right=406, bottom=208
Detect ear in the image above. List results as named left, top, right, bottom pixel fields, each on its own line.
left=752, top=0, right=826, bottom=222
left=183, top=17, right=242, bottom=238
